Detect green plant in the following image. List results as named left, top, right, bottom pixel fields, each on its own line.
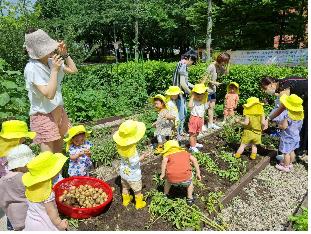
left=262, top=134, right=279, bottom=149
left=220, top=119, right=243, bottom=145
left=201, top=191, right=224, bottom=215
left=152, top=172, right=165, bottom=187
left=289, top=207, right=308, bottom=231
left=195, top=152, right=219, bottom=174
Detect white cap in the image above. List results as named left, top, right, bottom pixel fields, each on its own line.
left=6, top=144, right=35, bottom=170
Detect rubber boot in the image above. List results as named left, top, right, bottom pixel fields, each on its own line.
left=135, top=194, right=147, bottom=209
left=122, top=194, right=133, bottom=207
left=250, top=153, right=257, bottom=160
left=155, top=145, right=164, bottom=154
left=234, top=153, right=241, bottom=159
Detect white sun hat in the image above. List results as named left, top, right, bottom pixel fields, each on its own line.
left=6, top=144, right=35, bottom=170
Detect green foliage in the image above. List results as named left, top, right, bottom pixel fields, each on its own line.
left=220, top=118, right=243, bottom=145
left=261, top=134, right=279, bottom=149
left=289, top=207, right=308, bottom=231
left=152, top=172, right=165, bottom=187
left=201, top=191, right=224, bottom=215
left=135, top=105, right=158, bottom=139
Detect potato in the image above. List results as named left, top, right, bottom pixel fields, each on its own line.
left=63, top=190, right=68, bottom=195
left=111, top=187, right=115, bottom=192
left=59, top=195, right=64, bottom=202
left=70, top=186, right=76, bottom=190
left=93, top=194, right=99, bottom=200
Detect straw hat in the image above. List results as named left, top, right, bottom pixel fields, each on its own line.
left=6, top=144, right=35, bottom=170
left=150, top=94, right=168, bottom=108
left=243, top=97, right=264, bottom=115
left=64, top=125, right=92, bottom=152
left=191, top=84, right=208, bottom=94
left=280, top=94, right=303, bottom=112
left=113, top=120, right=146, bottom=147
left=116, top=144, right=137, bottom=158
left=0, top=120, right=36, bottom=140
left=165, top=86, right=184, bottom=96
left=227, top=82, right=240, bottom=94
left=161, top=140, right=185, bottom=157
left=25, top=29, right=59, bottom=59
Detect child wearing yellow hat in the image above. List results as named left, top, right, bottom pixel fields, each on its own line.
left=22, top=151, right=68, bottom=231
left=160, top=140, right=201, bottom=205
left=223, top=82, right=239, bottom=121
left=165, top=86, right=183, bottom=140
left=188, top=84, right=209, bottom=153
left=274, top=94, right=304, bottom=172
left=113, top=120, right=149, bottom=209
left=64, top=125, right=93, bottom=176
left=235, top=97, right=266, bottom=160
left=151, top=94, right=176, bottom=153
left=0, top=120, right=36, bottom=231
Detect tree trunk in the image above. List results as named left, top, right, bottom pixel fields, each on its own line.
left=205, top=0, right=212, bottom=61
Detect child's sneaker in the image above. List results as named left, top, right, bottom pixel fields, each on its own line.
left=186, top=197, right=195, bottom=206
left=189, top=146, right=199, bottom=153
left=275, top=163, right=291, bottom=172
left=195, top=143, right=203, bottom=149
left=202, top=125, right=208, bottom=132
left=280, top=162, right=294, bottom=170
left=208, top=123, right=221, bottom=130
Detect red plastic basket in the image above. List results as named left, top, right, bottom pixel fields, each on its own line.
left=53, top=176, right=113, bottom=219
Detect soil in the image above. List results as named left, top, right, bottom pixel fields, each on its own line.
left=82, top=116, right=124, bottom=126
left=78, top=131, right=271, bottom=231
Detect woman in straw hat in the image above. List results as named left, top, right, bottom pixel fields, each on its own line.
left=24, top=28, right=78, bottom=153
left=274, top=94, right=304, bottom=172
left=234, top=97, right=266, bottom=160
left=0, top=120, right=36, bottom=231
left=22, top=151, right=68, bottom=231
left=113, top=120, right=149, bottom=209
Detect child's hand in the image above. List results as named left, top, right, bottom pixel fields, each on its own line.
left=51, top=54, right=63, bottom=72
left=57, top=219, right=68, bottom=231
left=84, top=149, right=91, bottom=157
left=58, top=41, right=68, bottom=56
left=196, top=173, right=202, bottom=181
left=160, top=173, right=165, bottom=180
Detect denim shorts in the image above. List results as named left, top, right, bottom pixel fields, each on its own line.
left=208, top=92, right=216, bottom=101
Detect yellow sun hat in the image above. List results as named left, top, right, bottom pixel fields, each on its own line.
left=25, top=179, right=52, bottom=203
left=149, top=94, right=169, bottom=108
left=191, top=83, right=208, bottom=94
left=113, top=120, right=146, bottom=147
left=64, top=125, right=92, bottom=152
left=0, top=137, right=20, bottom=158
left=161, top=140, right=185, bottom=157
left=0, top=120, right=36, bottom=140
left=116, top=144, right=137, bottom=158
left=22, top=151, right=67, bottom=188
left=280, top=94, right=304, bottom=112
left=227, top=82, right=240, bottom=94
left=288, top=110, right=304, bottom=121
left=243, top=97, right=264, bottom=115
left=165, top=86, right=184, bottom=96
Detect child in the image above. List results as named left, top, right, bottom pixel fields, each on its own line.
left=64, top=125, right=93, bottom=177
left=113, top=120, right=148, bottom=209
left=188, top=84, right=209, bottom=153
left=223, top=82, right=239, bottom=121
left=0, top=120, right=36, bottom=231
left=165, top=86, right=183, bottom=140
left=235, top=97, right=266, bottom=160
left=160, top=140, right=201, bottom=205
left=151, top=94, right=176, bottom=153
left=22, top=151, right=68, bottom=231
left=275, top=94, right=304, bottom=172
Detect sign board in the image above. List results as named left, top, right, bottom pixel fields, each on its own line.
left=227, top=49, right=308, bottom=66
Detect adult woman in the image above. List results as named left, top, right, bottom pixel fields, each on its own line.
left=201, top=52, right=230, bottom=130
left=172, top=52, right=196, bottom=139
left=24, top=28, right=78, bottom=153
left=261, top=76, right=308, bottom=156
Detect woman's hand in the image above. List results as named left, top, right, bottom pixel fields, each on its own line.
left=58, top=41, right=68, bottom=56
left=51, top=54, right=63, bottom=72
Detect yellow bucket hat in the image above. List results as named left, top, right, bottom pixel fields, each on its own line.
left=191, top=83, right=208, bottom=94
left=280, top=94, right=303, bottom=112
left=161, top=140, right=185, bottom=157
left=243, top=97, right=264, bottom=115
left=0, top=120, right=36, bottom=140
left=165, top=86, right=184, bottom=96
left=116, top=144, right=137, bottom=158
left=227, top=82, right=240, bottom=94
left=113, top=120, right=146, bottom=147
left=150, top=94, right=168, bottom=108
left=25, top=180, right=52, bottom=203
left=0, top=137, right=20, bottom=158
left=22, top=151, right=67, bottom=188
left=288, top=110, right=304, bottom=121
left=64, top=125, right=92, bottom=152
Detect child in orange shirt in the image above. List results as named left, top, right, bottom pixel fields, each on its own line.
left=223, top=82, right=239, bottom=121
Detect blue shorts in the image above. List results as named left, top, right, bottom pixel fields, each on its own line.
left=208, top=93, right=216, bottom=101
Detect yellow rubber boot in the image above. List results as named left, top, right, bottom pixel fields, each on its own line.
left=234, top=153, right=241, bottom=159
left=155, top=145, right=164, bottom=154
left=122, top=194, right=133, bottom=207
left=135, top=194, right=147, bottom=209
left=250, top=153, right=257, bottom=160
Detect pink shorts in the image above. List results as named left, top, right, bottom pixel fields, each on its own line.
left=30, top=106, right=71, bottom=144
left=223, top=108, right=235, bottom=117
left=188, top=116, right=204, bottom=134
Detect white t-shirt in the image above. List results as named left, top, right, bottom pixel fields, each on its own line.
left=167, top=100, right=179, bottom=122
left=24, top=58, right=65, bottom=115
left=119, top=151, right=142, bottom=182
left=191, top=100, right=209, bottom=118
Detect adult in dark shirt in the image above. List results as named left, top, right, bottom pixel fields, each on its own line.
left=260, top=76, right=308, bottom=156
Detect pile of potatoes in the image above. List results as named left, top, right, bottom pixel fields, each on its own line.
left=59, top=185, right=108, bottom=208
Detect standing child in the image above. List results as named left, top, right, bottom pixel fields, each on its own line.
left=160, top=140, right=201, bottom=205
left=151, top=94, right=176, bottom=153
left=22, top=151, right=68, bottom=231
left=235, top=97, right=266, bottom=160
left=165, top=86, right=183, bottom=140
left=113, top=120, right=148, bottom=209
left=275, top=94, right=304, bottom=172
left=188, top=84, right=209, bottom=153
left=0, top=120, right=36, bottom=231
left=64, top=125, right=93, bottom=176
left=223, top=82, right=239, bottom=121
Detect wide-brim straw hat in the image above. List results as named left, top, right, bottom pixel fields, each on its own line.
left=64, top=125, right=92, bottom=152
left=280, top=94, right=303, bottom=112
left=116, top=144, right=137, bottom=158
left=0, top=120, right=36, bottom=140
left=25, top=29, right=59, bottom=59
left=113, top=120, right=146, bottom=147
left=149, top=94, right=169, bottom=108
left=165, top=86, right=184, bottom=96
left=22, top=151, right=67, bottom=188
left=227, top=82, right=240, bottom=94
left=25, top=180, right=52, bottom=203
left=6, top=144, right=35, bottom=170
left=161, top=140, right=185, bottom=157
